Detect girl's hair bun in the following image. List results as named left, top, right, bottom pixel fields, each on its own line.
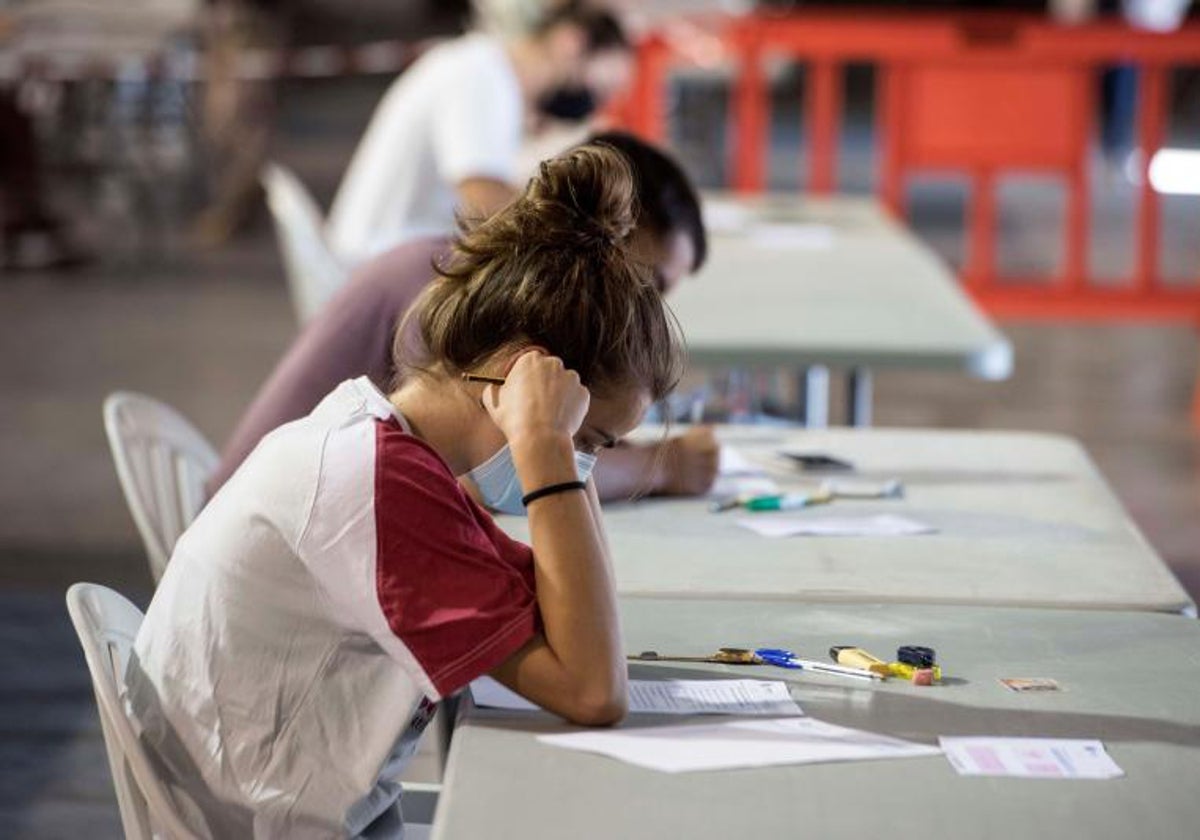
left=523, top=144, right=637, bottom=253
left=396, top=140, right=682, bottom=403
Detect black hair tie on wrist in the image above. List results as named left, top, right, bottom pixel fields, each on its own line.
left=522, top=480, right=587, bottom=507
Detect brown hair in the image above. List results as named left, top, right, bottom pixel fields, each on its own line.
left=395, top=142, right=682, bottom=402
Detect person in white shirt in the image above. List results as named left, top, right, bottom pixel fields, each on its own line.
left=127, top=142, right=681, bottom=837
left=328, top=1, right=632, bottom=265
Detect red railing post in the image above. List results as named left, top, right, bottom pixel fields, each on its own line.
left=623, top=35, right=670, bottom=141
left=807, top=59, right=841, bottom=195
left=1062, top=71, right=1092, bottom=292
left=1134, top=65, right=1168, bottom=295
left=965, top=170, right=997, bottom=290
left=730, top=34, right=768, bottom=193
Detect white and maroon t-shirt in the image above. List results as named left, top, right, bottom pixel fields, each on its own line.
left=126, top=377, right=539, bottom=838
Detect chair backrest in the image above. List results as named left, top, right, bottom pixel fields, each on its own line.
left=260, top=161, right=349, bottom=324
left=66, top=583, right=201, bottom=840
left=103, top=392, right=218, bottom=583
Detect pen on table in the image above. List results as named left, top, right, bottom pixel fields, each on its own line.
left=754, top=648, right=884, bottom=681
left=461, top=373, right=507, bottom=385
left=757, top=650, right=883, bottom=681
left=742, top=491, right=832, bottom=512
left=708, top=496, right=744, bottom=513
left=788, top=659, right=883, bottom=681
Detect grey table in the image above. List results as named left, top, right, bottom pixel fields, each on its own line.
left=433, top=599, right=1200, bottom=840
left=680, top=194, right=1013, bottom=425
left=499, top=426, right=1193, bottom=614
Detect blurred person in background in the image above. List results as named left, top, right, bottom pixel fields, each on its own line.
left=1095, top=0, right=1194, bottom=163
left=192, top=0, right=286, bottom=246
left=210, top=131, right=716, bottom=503
left=0, top=7, right=83, bottom=269
left=0, top=90, right=85, bottom=270
left=1046, top=0, right=1195, bottom=159
left=327, top=0, right=633, bottom=266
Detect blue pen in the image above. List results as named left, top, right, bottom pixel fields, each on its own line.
left=755, top=648, right=883, bottom=681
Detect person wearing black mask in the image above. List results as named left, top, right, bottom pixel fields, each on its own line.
left=329, top=1, right=632, bottom=266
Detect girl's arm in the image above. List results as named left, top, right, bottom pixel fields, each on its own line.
left=485, top=355, right=627, bottom=726
left=590, top=426, right=720, bottom=501
left=489, top=451, right=626, bottom=726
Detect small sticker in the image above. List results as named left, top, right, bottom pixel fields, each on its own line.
left=999, top=677, right=1061, bottom=693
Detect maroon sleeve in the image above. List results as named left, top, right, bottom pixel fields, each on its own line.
left=373, top=422, right=540, bottom=697
left=206, top=238, right=448, bottom=495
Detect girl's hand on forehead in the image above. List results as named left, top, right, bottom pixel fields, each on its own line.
left=482, top=350, right=590, bottom=447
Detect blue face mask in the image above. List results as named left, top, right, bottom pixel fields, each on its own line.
left=467, top=445, right=598, bottom=516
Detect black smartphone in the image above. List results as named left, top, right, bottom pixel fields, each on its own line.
left=782, top=453, right=855, bottom=472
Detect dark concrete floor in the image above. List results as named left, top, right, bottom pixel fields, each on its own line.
left=2, top=74, right=1197, bottom=837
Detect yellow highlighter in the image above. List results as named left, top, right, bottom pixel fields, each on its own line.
left=829, top=646, right=891, bottom=677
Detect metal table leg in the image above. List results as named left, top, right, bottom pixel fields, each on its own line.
left=797, top=366, right=830, bottom=428
left=847, top=366, right=873, bottom=427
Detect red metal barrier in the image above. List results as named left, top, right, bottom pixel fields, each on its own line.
left=614, top=9, right=1200, bottom=423
left=618, top=10, right=1200, bottom=318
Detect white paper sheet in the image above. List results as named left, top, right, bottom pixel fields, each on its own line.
left=470, top=677, right=803, bottom=717
left=538, top=717, right=941, bottom=773
left=718, top=446, right=766, bottom=477
left=820, top=477, right=904, bottom=499
left=747, top=223, right=836, bottom=250
left=711, top=476, right=781, bottom=501
left=711, top=446, right=780, bottom=500
left=702, top=198, right=837, bottom=249
left=736, top=514, right=936, bottom=538
left=939, top=737, right=1124, bottom=779
left=702, top=199, right=754, bottom=233
left=469, top=677, right=541, bottom=711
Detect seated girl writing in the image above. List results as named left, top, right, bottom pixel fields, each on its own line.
left=125, top=142, right=682, bottom=838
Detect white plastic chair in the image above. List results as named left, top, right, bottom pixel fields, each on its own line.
left=66, top=583, right=201, bottom=840
left=67, top=584, right=439, bottom=838
left=103, top=392, right=217, bottom=584
left=260, top=162, right=349, bottom=324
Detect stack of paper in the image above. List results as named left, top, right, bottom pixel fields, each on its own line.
left=471, top=677, right=803, bottom=717
left=472, top=676, right=937, bottom=774
left=538, top=717, right=941, bottom=774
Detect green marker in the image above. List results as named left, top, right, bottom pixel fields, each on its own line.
left=744, top=491, right=831, bottom=512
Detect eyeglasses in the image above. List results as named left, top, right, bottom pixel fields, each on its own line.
left=461, top=371, right=614, bottom=455
left=460, top=373, right=506, bottom=385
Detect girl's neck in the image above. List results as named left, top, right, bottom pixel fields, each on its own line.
left=389, top=376, right=479, bottom=476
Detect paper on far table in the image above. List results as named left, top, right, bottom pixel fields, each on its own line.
left=539, top=717, right=941, bottom=774
left=939, top=737, right=1124, bottom=779
left=712, top=446, right=779, bottom=500
left=702, top=199, right=754, bottom=233
left=718, top=446, right=765, bottom=477
left=747, top=222, right=836, bottom=251
left=470, top=677, right=803, bottom=717
left=737, top=514, right=936, bottom=538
